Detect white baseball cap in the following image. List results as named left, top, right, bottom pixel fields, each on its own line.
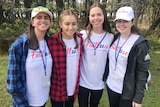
left=114, top=6, right=134, bottom=21
left=31, top=6, right=52, bottom=20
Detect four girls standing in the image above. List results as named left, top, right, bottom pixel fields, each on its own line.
left=7, top=3, right=150, bottom=107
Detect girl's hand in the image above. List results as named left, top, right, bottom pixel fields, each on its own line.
left=132, top=101, right=142, bottom=107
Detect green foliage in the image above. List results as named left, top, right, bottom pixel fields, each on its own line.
left=48, top=28, right=57, bottom=36
left=138, top=27, right=160, bottom=50
left=0, top=19, right=27, bottom=54
left=150, top=32, right=160, bottom=42
left=146, top=27, right=160, bottom=50
left=0, top=19, right=26, bottom=37
left=148, top=40, right=160, bottom=50
left=49, top=24, right=59, bottom=36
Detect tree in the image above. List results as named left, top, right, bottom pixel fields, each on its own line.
left=0, top=0, right=3, bottom=25
left=24, top=0, right=32, bottom=8
left=131, top=0, right=149, bottom=26
left=55, top=0, right=64, bottom=13
left=35, top=0, right=47, bottom=6
left=72, top=0, right=76, bottom=9
left=23, top=0, right=32, bottom=20
left=149, top=0, right=160, bottom=30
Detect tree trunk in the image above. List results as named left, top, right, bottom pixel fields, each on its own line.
left=55, top=0, right=64, bottom=15
left=149, top=17, right=160, bottom=30
left=72, top=0, right=76, bottom=9
left=24, top=0, right=32, bottom=8
left=0, top=1, right=3, bottom=25
left=24, top=0, right=32, bottom=20
left=131, top=0, right=149, bottom=26
left=36, top=0, right=47, bottom=6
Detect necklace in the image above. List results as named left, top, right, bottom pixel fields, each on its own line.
left=114, top=34, right=131, bottom=70
left=89, top=32, right=107, bottom=55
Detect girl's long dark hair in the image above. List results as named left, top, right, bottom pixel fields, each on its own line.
left=131, top=19, right=140, bottom=35
left=27, top=22, right=39, bottom=50
left=26, top=15, right=51, bottom=50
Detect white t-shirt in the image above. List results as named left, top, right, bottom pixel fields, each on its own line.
left=107, top=34, right=139, bottom=94
left=80, top=30, right=114, bottom=90
left=26, top=39, right=52, bottom=106
left=63, top=38, right=79, bottom=96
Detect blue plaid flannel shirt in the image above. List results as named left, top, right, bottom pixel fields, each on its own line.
left=7, top=33, right=29, bottom=107
left=7, top=33, right=49, bottom=107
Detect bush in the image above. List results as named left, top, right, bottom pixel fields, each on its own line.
left=0, top=19, right=27, bottom=38
left=146, top=26, right=160, bottom=50
left=0, top=19, right=27, bottom=55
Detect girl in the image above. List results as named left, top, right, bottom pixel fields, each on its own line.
left=78, top=3, right=114, bottom=107
left=7, top=6, right=53, bottom=107
left=104, top=6, right=150, bottom=107
left=48, top=10, right=83, bottom=107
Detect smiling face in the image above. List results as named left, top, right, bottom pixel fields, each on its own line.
left=31, top=12, right=52, bottom=32
left=115, top=19, right=133, bottom=35
left=89, top=7, right=104, bottom=30
left=59, top=14, right=78, bottom=39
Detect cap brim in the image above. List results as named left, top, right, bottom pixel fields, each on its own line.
left=114, top=17, right=132, bottom=22
left=31, top=10, right=52, bottom=20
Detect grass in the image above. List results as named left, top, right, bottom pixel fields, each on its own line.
left=0, top=50, right=160, bottom=107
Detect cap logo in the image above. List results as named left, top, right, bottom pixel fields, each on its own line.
left=114, top=6, right=134, bottom=21
left=118, top=10, right=129, bottom=14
